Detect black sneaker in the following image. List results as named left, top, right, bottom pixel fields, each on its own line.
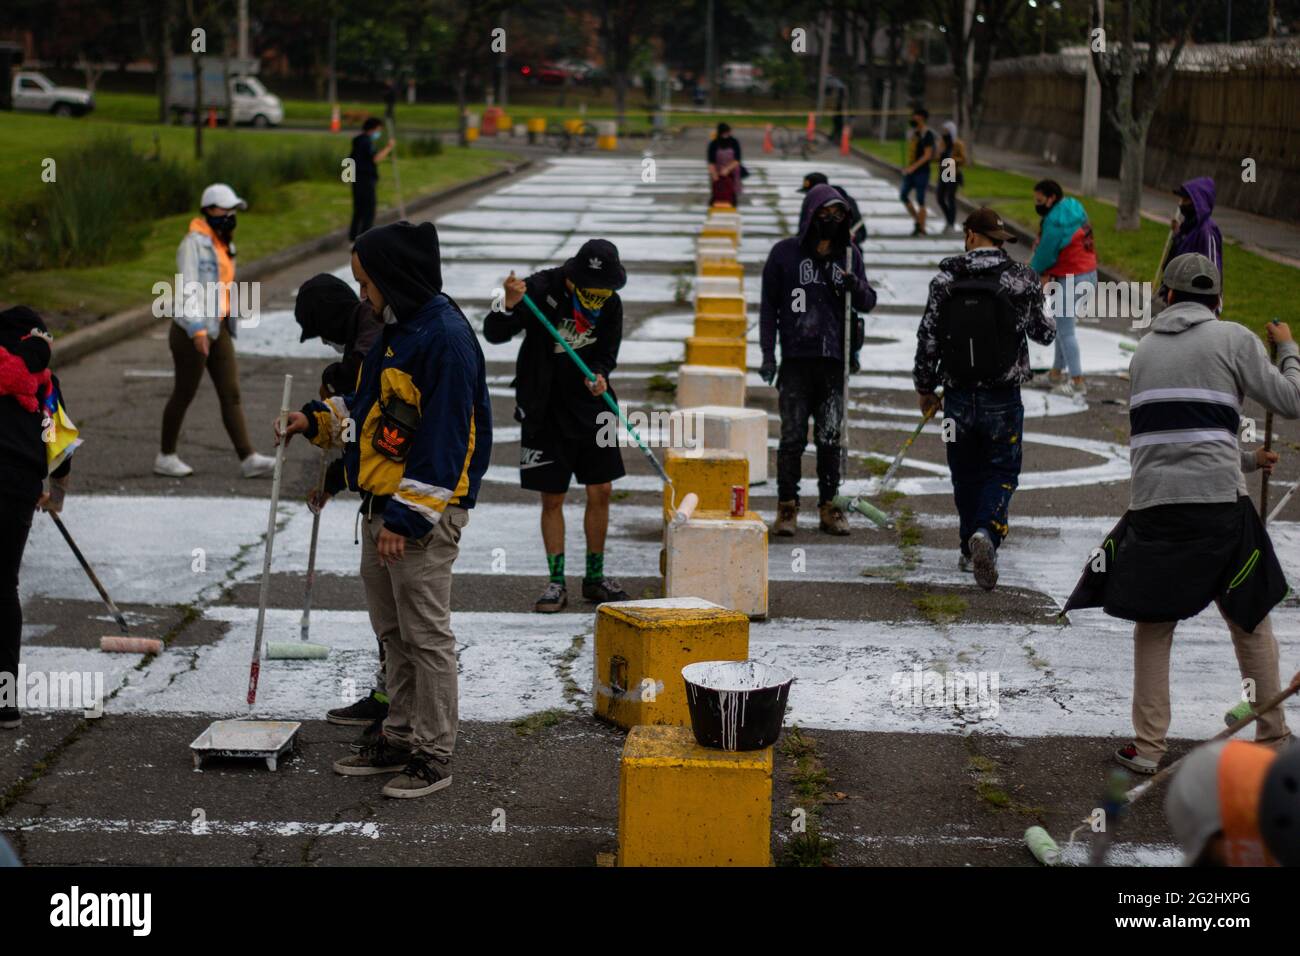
left=0, top=707, right=20, bottom=730
left=534, top=581, right=568, bottom=613
left=382, top=754, right=453, bottom=799
left=582, top=577, right=631, bottom=604
left=349, top=717, right=385, bottom=753
left=326, top=691, right=388, bottom=726
left=332, top=736, right=411, bottom=776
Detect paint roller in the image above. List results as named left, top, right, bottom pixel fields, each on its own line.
left=48, top=512, right=164, bottom=655
left=518, top=291, right=677, bottom=507
left=265, top=451, right=330, bottom=661
left=1026, top=669, right=1300, bottom=866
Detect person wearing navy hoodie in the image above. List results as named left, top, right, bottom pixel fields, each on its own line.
left=1164, top=177, right=1223, bottom=285
left=0, top=307, right=73, bottom=729
left=760, top=183, right=876, bottom=537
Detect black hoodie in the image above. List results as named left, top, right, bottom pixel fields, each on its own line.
left=353, top=221, right=444, bottom=322
left=294, top=273, right=383, bottom=396
left=0, top=306, right=70, bottom=503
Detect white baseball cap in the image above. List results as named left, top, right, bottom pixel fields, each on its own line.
left=200, top=182, right=248, bottom=211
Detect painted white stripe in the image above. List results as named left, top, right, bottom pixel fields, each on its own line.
left=1130, top=387, right=1240, bottom=409
left=1130, top=428, right=1237, bottom=447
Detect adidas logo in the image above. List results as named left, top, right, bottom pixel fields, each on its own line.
left=588, top=257, right=603, bottom=270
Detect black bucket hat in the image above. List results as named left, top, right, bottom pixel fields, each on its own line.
left=563, top=239, right=626, bottom=290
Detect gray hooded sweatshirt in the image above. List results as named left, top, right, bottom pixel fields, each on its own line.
left=1128, top=301, right=1300, bottom=510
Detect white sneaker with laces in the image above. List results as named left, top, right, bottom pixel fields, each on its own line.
left=154, top=452, right=194, bottom=478
left=240, top=452, right=276, bottom=478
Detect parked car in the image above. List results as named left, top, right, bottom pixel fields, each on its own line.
left=166, top=59, right=284, bottom=127
left=10, top=71, right=94, bottom=117
left=719, top=61, right=770, bottom=95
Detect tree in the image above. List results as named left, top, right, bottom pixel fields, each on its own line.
left=598, top=0, right=650, bottom=126
left=928, top=0, right=1018, bottom=137
left=1089, top=0, right=1208, bottom=230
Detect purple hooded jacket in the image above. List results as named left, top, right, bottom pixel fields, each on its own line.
left=760, top=183, right=876, bottom=364
left=1168, top=177, right=1223, bottom=283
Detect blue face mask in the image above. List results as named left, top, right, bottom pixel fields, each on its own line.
left=369, top=129, right=382, bottom=142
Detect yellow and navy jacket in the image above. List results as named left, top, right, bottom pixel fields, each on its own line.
left=302, top=293, right=492, bottom=539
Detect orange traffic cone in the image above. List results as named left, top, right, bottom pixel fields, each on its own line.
left=840, top=122, right=851, bottom=155
left=207, top=107, right=217, bottom=128
left=806, top=112, right=816, bottom=142
left=329, top=103, right=341, bottom=133
left=763, top=124, right=773, bottom=153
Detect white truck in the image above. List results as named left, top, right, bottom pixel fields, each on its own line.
left=11, top=71, right=95, bottom=117
left=166, top=58, right=284, bottom=127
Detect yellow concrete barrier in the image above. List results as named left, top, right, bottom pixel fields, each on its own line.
left=594, top=598, right=749, bottom=730
left=665, top=509, right=768, bottom=618
left=685, top=336, right=746, bottom=371
left=526, top=117, right=547, bottom=133
left=693, top=315, right=746, bottom=339
left=675, top=364, right=746, bottom=408
left=618, top=724, right=772, bottom=867
left=564, top=117, right=584, bottom=134
left=676, top=405, right=769, bottom=483
left=695, top=294, right=745, bottom=318
left=661, top=447, right=748, bottom=515
left=596, top=120, right=617, bottom=150
left=700, top=260, right=744, bottom=279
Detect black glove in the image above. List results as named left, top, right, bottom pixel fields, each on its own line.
left=759, top=360, right=777, bottom=385
left=850, top=352, right=861, bottom=375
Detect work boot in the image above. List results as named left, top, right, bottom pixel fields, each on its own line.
left=582, top=577, right=630, bottom=604
left=327, top=690, right=388, bottom=726
left=332, top=736, right=410, bottom=776
left=773, top=500, right=799, bottom=537
left=968, top=529, right=998, bottom=591
left=534, top=581, right=567, bottom=613
left=818, top=502, right=850, bottom=536
left=382, top=753, right=453, bottom=799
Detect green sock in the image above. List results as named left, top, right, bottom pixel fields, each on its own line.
left=584, top=551, right=604, bottom=583
left=547, top=553, right=565, bottom=584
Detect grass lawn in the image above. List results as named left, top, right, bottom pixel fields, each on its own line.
left=0, top=111, right=518, bottom=326
left=854, top=137, right=1297, bottom=338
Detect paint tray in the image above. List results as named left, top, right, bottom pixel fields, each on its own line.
left=190, top=720, right=301, bottom=771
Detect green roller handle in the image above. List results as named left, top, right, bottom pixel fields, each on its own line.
left=518, top=291, right=672, bottom=486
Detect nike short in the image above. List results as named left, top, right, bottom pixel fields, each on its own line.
left=519, top=423, right=626, bottom=494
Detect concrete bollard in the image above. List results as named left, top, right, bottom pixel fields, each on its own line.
left=594, top=597, right=749, bottom=730
left=685, top=336, right=746, bottom=372
left=675, top=364, right=746, bottom=408
left=699, top=260, right=744, bottom=279
left=693, top=315, right=747, bottom=339
left=695, top=293, right=745, bottom=318
left=675, top=405, right=768, bottom=483
left=596, top=120, right=618, bottom=150
left=694, top=275, right=743, bottom=300
left=665, top=509, right=769, bottom=619
left=618, top=724, right=772, bottom=867
left=526, top=116, right=546, bottom=144
left=661, top=446, right=748, bottom=514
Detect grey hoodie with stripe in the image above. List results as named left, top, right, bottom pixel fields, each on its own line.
left=1128, top=301, right=1300, bottom=510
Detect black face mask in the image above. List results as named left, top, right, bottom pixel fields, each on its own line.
left=1034, top=202, right=1051, bottom=217
left=812, top=217, right=843, bottom=248
left=909, top=120, right=918, bottom=129
left=1180, top=204, right=1196, bottom=224
left=205, top=211, right=237, bottom=239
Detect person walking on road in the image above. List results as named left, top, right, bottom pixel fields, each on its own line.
left=1163, top=177, right=1223, bottom=284
left=934, top=120, right=966, bottom=234
left=483, top=239, right=632, bottom=613
left=913, top=208, right=1054, bottom=590
left=349, top=117, right=395, bottom=241
left=900, top=108, right=936, bottom=237
left=155, top=183, right=274, bottom=480
left=280, top=221, right=492, bottom=799
left=1063, top=253, right=1298, bottom=775
left=1028, top=179, right=1097, bottom=400
left=0, top=307, right=77, bottom=730
left=760, top=184, right=877, bottom=537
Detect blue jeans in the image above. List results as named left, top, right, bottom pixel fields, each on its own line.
left=900, top=169, right=930, bottom=204
left=1051, top=270, right=1095, bottom=378
left=943, top=387, right=1024, bottom=554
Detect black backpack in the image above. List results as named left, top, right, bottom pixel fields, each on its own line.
left=938, top=263, right=1020, bottom=386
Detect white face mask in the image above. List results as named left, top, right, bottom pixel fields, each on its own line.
left=382, top=305, right=397, bottom=325
left=326, top=339, right=345, bottom=354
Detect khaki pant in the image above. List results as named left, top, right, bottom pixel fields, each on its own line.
left=360, top=506, right=468, bottom=760
left=1132, top=604, right=1291, bottom=761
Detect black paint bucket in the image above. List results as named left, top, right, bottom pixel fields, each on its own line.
left=682, top=660, right=793, bottom=751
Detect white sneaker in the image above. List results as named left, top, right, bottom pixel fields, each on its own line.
left=1050, top=380, right=1076, bottom=397
left=240, top=452, right=276, bottom=478
left=154, top=452, right=194, bottom=478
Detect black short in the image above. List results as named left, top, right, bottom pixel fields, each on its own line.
left=519, top=424, right=626, bottom=494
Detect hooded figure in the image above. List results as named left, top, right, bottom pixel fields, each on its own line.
left=1168, top=177, right=1223, bottom=284
left=353, top=221, right=444, bottom=322
left=294, top=273, right=383, bottom=396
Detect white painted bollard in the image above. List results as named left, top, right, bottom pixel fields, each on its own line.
left=676, top=364, right=746, bottom=409
left=665, top=511, right=769, bottom=619
left=694, top=276, right=743, bottom=301
left=674, top=405, right=768, bottom=484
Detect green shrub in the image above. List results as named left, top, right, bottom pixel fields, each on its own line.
left=401, top=136, right=444, bottom=158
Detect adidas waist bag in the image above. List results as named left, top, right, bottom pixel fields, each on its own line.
left=938, top=265, right=1019, bottom=387
left=373, top=395, right=421, bottom=463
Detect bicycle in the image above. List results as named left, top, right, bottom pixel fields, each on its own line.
left=543, top=121, right=598, bottom=153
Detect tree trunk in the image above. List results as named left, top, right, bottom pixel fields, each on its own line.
left=159, top=2, right=172, bottom=124
left=1115, top=128, right=1145, bottom=230
left=456, top=70, right=468, bottom=148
